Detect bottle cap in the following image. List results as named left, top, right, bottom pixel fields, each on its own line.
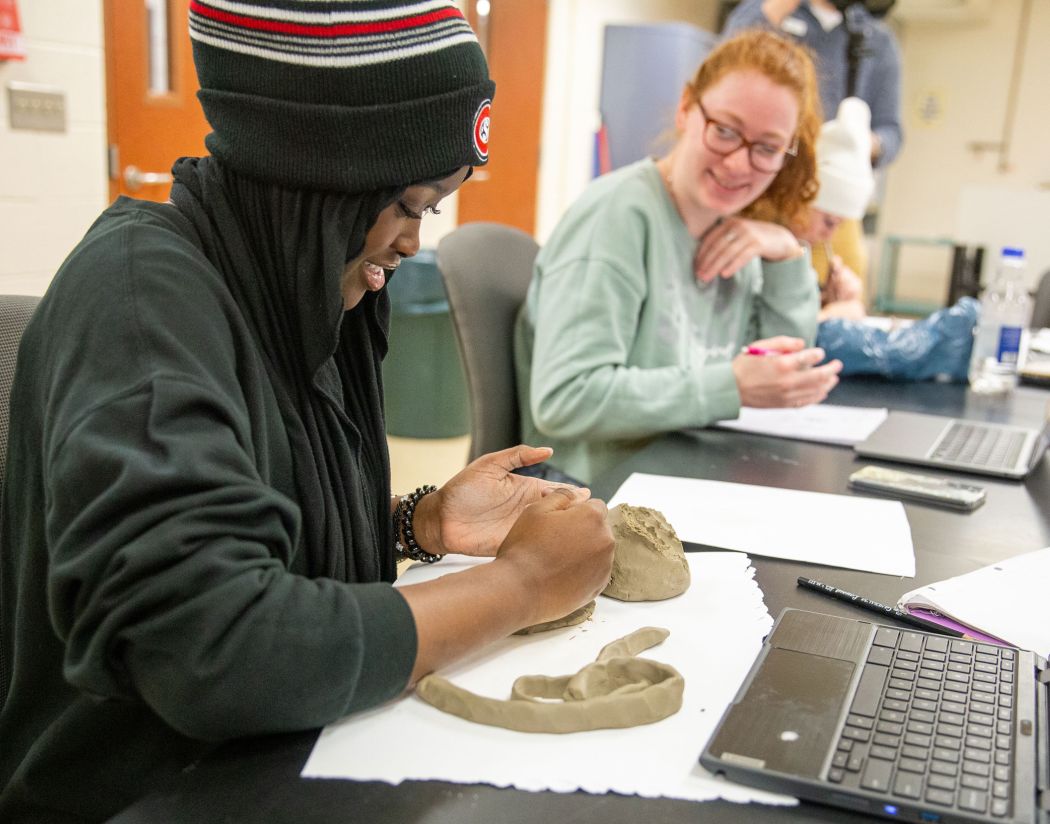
left=1001, top=246, right=1025, bottom=259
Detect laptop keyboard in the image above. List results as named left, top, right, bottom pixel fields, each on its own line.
left=828, top=627, right=1016, bottom=818
left=930, top=422, right=1026, bottom=470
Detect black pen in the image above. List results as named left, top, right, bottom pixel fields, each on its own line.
left=796, top=576, right=968, bottom=639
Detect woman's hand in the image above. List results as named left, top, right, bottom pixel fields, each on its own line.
left=399, top=486, right=614, bottom=683
left=411, top=445, right=586, bottom=557
left=732, top=335, right=843, bottom=408
left=694, top=218, right=804, bottom=284
left=818, top=257, right=867, bottom=321
left=823, top=255, right=864, bottom=303
left=494, top=486, right=614, bottom=625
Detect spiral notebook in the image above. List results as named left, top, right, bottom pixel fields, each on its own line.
left=895, top=547, right=1050, bottom=658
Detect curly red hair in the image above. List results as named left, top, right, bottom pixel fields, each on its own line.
left=685, top=29, right=822, bottom=229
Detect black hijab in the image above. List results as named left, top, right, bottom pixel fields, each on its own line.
left=169, top=156, right=401, bottom=584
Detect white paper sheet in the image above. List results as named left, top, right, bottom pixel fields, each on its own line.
left=898, top=546, right=1050, bottom=656
left=302, top=553, right=794, bottom=807
left=715, top=404, right=888, bottom=446
left=609, top=474, right=914, bottom=577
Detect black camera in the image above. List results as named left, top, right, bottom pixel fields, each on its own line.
left=829, top=0, right=896, bottom=17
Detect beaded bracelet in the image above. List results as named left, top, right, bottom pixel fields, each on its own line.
left=394, top=484, right=442, bottom=563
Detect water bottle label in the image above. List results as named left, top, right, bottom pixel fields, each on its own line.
left=996, top=325, right=1022, bottom=365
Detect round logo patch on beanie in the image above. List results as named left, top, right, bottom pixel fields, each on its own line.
left=472, top=100, right=491, bottom=161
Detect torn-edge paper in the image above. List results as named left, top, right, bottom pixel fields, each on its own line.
left=302, top=552, right=794, bottom=807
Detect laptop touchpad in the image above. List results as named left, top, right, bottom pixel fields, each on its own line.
left=706, top=647, right=853, bottom=778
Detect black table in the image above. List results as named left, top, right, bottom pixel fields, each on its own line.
left=111, top=377, right=1050, bottom=824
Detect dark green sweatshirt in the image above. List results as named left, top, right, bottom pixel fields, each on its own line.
left=0, top=198, right=417, bottom=822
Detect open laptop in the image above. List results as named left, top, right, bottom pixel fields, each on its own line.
left=853, top=411, right=1050, bottom=480
left=701, top=608, right=1048, bottom=824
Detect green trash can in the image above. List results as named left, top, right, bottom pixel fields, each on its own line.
left=382, top=249, right=471, bottom=438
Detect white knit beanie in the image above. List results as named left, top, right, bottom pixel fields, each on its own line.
left=814, top=97, right=875, bottom=220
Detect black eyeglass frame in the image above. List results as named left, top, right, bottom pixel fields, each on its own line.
left=694, top=99, right=799, bottom=173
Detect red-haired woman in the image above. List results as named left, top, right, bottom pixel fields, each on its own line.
left=516, top=30, right=843, bottom=483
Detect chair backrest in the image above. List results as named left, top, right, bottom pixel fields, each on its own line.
left=437, top=222, right=539, bottom=462
left=1032, top=269, right=1050, bottom=330
left=0, top=295, right=40, bottom=488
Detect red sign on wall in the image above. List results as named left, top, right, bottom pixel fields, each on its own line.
left=0, top=0, right=25, bottom=61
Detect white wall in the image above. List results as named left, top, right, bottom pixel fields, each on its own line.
left=5, top=0, right=1049, bottom=308
left=535, top=0, right=719, bottom=243
left=0, top=0, right=107, bottom=296
left=878, top=0, right=1050, bottom=302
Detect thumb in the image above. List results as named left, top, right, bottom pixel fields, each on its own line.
left=487, top=444, right=554, bottom=472
left=534, top=485, right=580, bottom=512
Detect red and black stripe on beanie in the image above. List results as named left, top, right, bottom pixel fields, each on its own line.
left=189, top=0, right=495, bottom=193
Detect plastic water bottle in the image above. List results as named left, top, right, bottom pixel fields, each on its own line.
left=968, top=246, right=1031, bottom=394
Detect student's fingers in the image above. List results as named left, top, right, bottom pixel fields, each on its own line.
left=695, top=221, right=752, bottom=281
left=792, top=347, right=828, bottom=369
left=794, top=364, right=841, bottom=402
left=581, top=496, right=609, bottom=520
left=718, top=242, right=762, bottom=279
left=532, top=485, right=579, bottom=511
left=749, top=336, right=805, bottom=353
left=540, top=484, right=592, bottom=501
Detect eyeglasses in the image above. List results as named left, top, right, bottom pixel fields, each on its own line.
left=695, top=100, right=798, bottom=173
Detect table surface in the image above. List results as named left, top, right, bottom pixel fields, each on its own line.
left=110, top=377, right=1050, bottom=824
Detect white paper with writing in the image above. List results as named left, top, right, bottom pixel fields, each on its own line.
left=715, top=404, right=888, bottom=446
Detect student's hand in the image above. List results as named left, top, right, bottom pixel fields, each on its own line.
left=398, top=487, right=614, bottom=681
left=732, top=336, right=843, bottom=408
left=694, top=218, right=805, bottom=284
left=823, top=255, right=864, bottom=303
left=413, top=445, right=587, bottom=557
left=494, top=487, right=614, bottom=626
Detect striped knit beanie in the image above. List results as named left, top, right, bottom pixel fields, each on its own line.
left=188, top=0, right=495, bottom=193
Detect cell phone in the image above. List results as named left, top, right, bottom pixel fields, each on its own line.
left=848, top=465, right=986, bottom=511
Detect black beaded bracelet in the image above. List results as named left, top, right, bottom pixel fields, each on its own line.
left=394, top=484, right=441, bottom=563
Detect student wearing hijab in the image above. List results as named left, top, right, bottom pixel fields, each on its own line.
left=515, top=31, right=843, bottom=484
left=0, top=3, right=614, bottom=821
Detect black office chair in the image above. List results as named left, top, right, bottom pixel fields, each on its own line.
left=437, top=222, right=539, bottom=463
left=0, top=295, right=40, bottom=490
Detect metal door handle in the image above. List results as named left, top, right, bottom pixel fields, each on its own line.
left=123, top=165, right=173, bottom=192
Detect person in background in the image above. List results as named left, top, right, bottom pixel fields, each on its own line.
left=0, top=3, right=614, bottom=821
left=722, top=0, right=903, bottom=284
left=799, top=97, right=876, bottom=320
left=515, top=30, right=843, bottom=485
left=786, top=100, right=978, bottom=383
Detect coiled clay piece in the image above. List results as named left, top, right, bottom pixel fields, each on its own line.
left=602, top=504, right=689, bottom=601
left=417, top=626, right=684, bottom=733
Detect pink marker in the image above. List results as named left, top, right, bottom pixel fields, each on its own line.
left=743, top=346, right=788, bottom=356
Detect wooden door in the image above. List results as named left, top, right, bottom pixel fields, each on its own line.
left=104, top=0, right=210, bottom=202
left=458, top=0, right=547, bottom=236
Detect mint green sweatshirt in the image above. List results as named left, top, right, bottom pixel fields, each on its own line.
left=515, top=159, right=819, bottom=484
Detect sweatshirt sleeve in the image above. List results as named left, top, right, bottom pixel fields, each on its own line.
left=868, top=30, right=904, bottom=167
left=745, top=254, right=821, bottom=346
left=527, top=256, right=740, bottom=442
left=46, top=376, right=416, bottom=742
